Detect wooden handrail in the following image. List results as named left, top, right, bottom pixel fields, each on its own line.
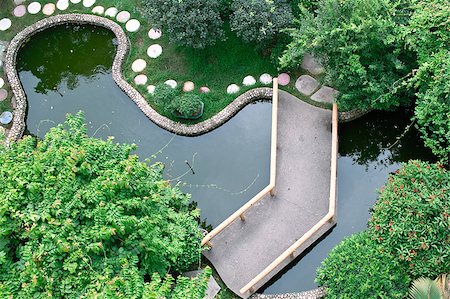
left=239, top=103, right=339, bottom=295
left=201, top=78, right=279, bottom=246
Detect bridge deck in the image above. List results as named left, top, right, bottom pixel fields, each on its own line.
left=203, top=91, right=335, bottom=298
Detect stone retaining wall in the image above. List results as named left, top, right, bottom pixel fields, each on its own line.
left=4, top=13, right=273, bottom=145
left=251, top=287, right=326, bottom=299
left=338, top=108, right=372, bottom=123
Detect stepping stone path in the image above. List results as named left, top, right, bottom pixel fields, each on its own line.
left=57, top=0, right=69, bottom=11
left=165, top=80, right=177, bottom=88
left=148, top=28, right=162, bottom=40
left=227, top=84, right=240, bottom=94
left=259, top=73, right=273, bottom=85
left=134, top=74, right=148, bottom=85
left=147, top=44, right=162, bottom=58
left=43, top=3, right=56, bottom=15
left=0, top=18, right=12, bottom=31
left=92, top=6, right=104, bottom=14
left=243, top=75, right=256, bottom=86
left=0, top=78, right=4, bottom=88
left=147, top=85, right=156, bottom=94
left=311, top=86, right=339, bottom=104
left=116, top=11, right=130, bottom=23
left=278, top=73, right=290, bottom=86
left=105, top=7, right=118, bottom=18
left=0, top=89, right=7, bottom=101
left=13, top=5, right=27, bottom=17
left=183, top=81, right=194, bottom=92
left=131, top=59, right=146, bottom=72
left=301, top=53, right=325, bottom=76
left=71, top=0, right=81, bottom=3
left=125, top=19, right=140, bottom=32
left=0, top=111, right=13, bottom=125
left=28, top=2, right=42, bottom=14
left=295, top=75, right=319, bottom=96
left=200, top=86, right=210, bottom=93
left=83, top=0, right=96, bottom=8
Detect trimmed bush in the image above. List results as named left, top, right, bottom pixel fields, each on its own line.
left=153, top=83, right=178, bottom=104
left=369, top=160, right=450, bottom=278
left=143, top=0, right=224, bottom=49
left=168, top=93, right=203, bottom=118
left=316, top=231, right=410, bottom=298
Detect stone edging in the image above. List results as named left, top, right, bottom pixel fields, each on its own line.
left=338, top=108, right=373, bottom=123
left=4, top=13, right=273, bottom=145
left=251, top=287, right=326, bottom=299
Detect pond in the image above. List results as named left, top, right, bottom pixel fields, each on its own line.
left=16, top=24, right=436, bottom=294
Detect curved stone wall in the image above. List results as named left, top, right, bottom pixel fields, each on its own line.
left=4, top=13, right=273, bottom=145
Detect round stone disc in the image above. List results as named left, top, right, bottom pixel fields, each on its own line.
left=105, top=7, right=118, bottom=17
left=116, top=11, right=130, bottom=23
left=92, top=6, right=104, bottom=14
left=28, top=2, right=42, bottom=14
left=83, top=0, right=96, bottom=7
left=0, top=89, right=7, bottom=101
left=134, top=74, right=148, bottom=85
left=126, top=19, right=140, bottom=32
left=56, top=0, right=69, bottom=11
left=259, top=73, right=273, bottom=85
left=147, top=44, right=162, bottom=58
left=278, top=73, right=291, bottom=86
left=43, top=3, right=56, bottom=15
left=13, top=5, right=27, bottom=17
left=70, top=0, right=81, bottom=3
left=0, top=111, right=13, bottom=125
left=0, top=78, right=4, bottom=89
left=183, top=81, right=195, bottom=92
left=131, top=59, right=147, bottom=72
left=243, top=75, right=256, bottom=86
left=148, top=28, right=162, bottom=40
left=147, top=85, right=156, bottom=94
left=0, top=18, right=12, bottom=31
left=164, top=80, right=177, bottom=89
left=227, top=84, right=240, bottom=94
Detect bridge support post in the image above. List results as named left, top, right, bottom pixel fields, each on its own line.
left=240, top=213, right=246, bottom=221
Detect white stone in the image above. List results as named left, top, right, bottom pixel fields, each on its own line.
left=148, top=28, right=162, bottom=40
left=183, top=81, right=195, bottom=92
left=56, top=0, right=69, bottom=11
left=28, top=2, right=42, bottom=14
left=43, top=3, right=56, bottom=15
left=0, top=18, right=12, bottom=31
left=0, top=89, right=7, bottom=101
left=131, top=59, right=146, bottom=72
left=92, top=6, right=104, bottom=14
left=243, top=75, right=256, bottom=86
left=259, top=73, right=273, bottom=85
left=116, top=11, right=130, bottom=23
left=199, top=86, right=210, bottom=93
left=0, top=78, right=4, bottom=89
left=227, top=84, right=240, bottom=94
left=164, top=80, right=177, bottom=89
left=83, top=0, right=95, bottom=8
left=13, top=5, right=27, bottom=17
left=134, top=74, right=148, bottom=85
left=14, top=0, right=25, bottom=5
left=70, top=0, right=81, bottom=3
left=125, top=19, right=140, bottom=32
left=147, top=44, right=162, bottom=58
left=147, top=85, right=156, bottom=94
left=104, top=7, right=118, bottom=18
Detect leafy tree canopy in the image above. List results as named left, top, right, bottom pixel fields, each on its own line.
left=0, top=112, right=204, bottom=298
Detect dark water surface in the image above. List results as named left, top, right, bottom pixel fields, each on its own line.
left=17, top=24, right=436, bottom=293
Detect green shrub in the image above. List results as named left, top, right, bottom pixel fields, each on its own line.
left=153, top=83, right=178, bottom=104
left=143, top=0, right=224, bottom=49
left=0, top=112, right=203, bottom=298
left=369, top=160, right=450, bottom=279
left=168, top=94, right=203, bottom=118
left=230, top=0, right=293, bottom=45
left=316, top=231, right=410, bottom=298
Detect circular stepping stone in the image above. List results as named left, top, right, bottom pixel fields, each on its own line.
left=148, top=28, right=162, bottom=40
left=310, top=86, right=339, bottom=104
left=165, top=80, right=177, bottom=89
left=259, top=73, right=273, bottom=85
left=147, top=85, right=156, bottom=94
left=200, top=86, right=210, bottom=93
left=295, top=75, right=319, bottom=96
left=13, top=5, right=27, bottom=17
left=92, top=6, right=104, bottom=14
left=116, top=11, right=130, bottom=23
left=28, top=2, right=42, bottom=14
left=147, top=44, right=162, bottom=58
left=43, top=3, right=56, bottom=15
left=0, top=18, right=12, bottom=31
left=0, top=78, right=4, bottom=88
left=243, top=75, right=256, bottom=86
left=134, top=74, right=148, bottom=85
left=125, top=19, right=140, bottom=32
left=0, top=89, right=7, bottom=101
left=70, top=0, right=81, bottom=3
left=14, top=0, right=25, bottom=5
left=0, top=111, right=13, bottom=125
left=301, top=53, right=325, bottom=75
left=56, top=0, right=69, bottom=11
left=83, top=0, right=95, bottom=8
left=131, top=59, right=146, bottom=72
left=183, top=81, right=195, bottom=92
left=227, top=84, right=240, bottom=94
left=278, top=73, right=290, bottom=86
left=104, top=7, right=118, bottom=17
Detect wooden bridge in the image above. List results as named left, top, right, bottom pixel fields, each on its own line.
left=202, top=79, right=338, bottom=298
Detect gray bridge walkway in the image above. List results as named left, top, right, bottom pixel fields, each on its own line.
left=203, top=90, right=336, bottom=298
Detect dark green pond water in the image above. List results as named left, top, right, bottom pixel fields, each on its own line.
left=17, top=24, right=436, bottom=293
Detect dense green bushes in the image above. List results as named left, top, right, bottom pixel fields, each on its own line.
left=0, top=113, right=205, bottom=298
left=316, top=231, right=410, bottom=299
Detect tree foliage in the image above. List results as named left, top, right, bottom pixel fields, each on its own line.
left=0, top=113, right=204, bottom=298
left=316, top=231, right=410, bottom=298
left=368, top=160, right=450, bottom=279
left=143, top=0, right=224, bottom=49
left=230, top=0, right=293, bottom=45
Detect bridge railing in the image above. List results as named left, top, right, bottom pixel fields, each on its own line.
left=201, top=78, right=279, bottom=247
left=239, top=102, right=339, bottom=295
